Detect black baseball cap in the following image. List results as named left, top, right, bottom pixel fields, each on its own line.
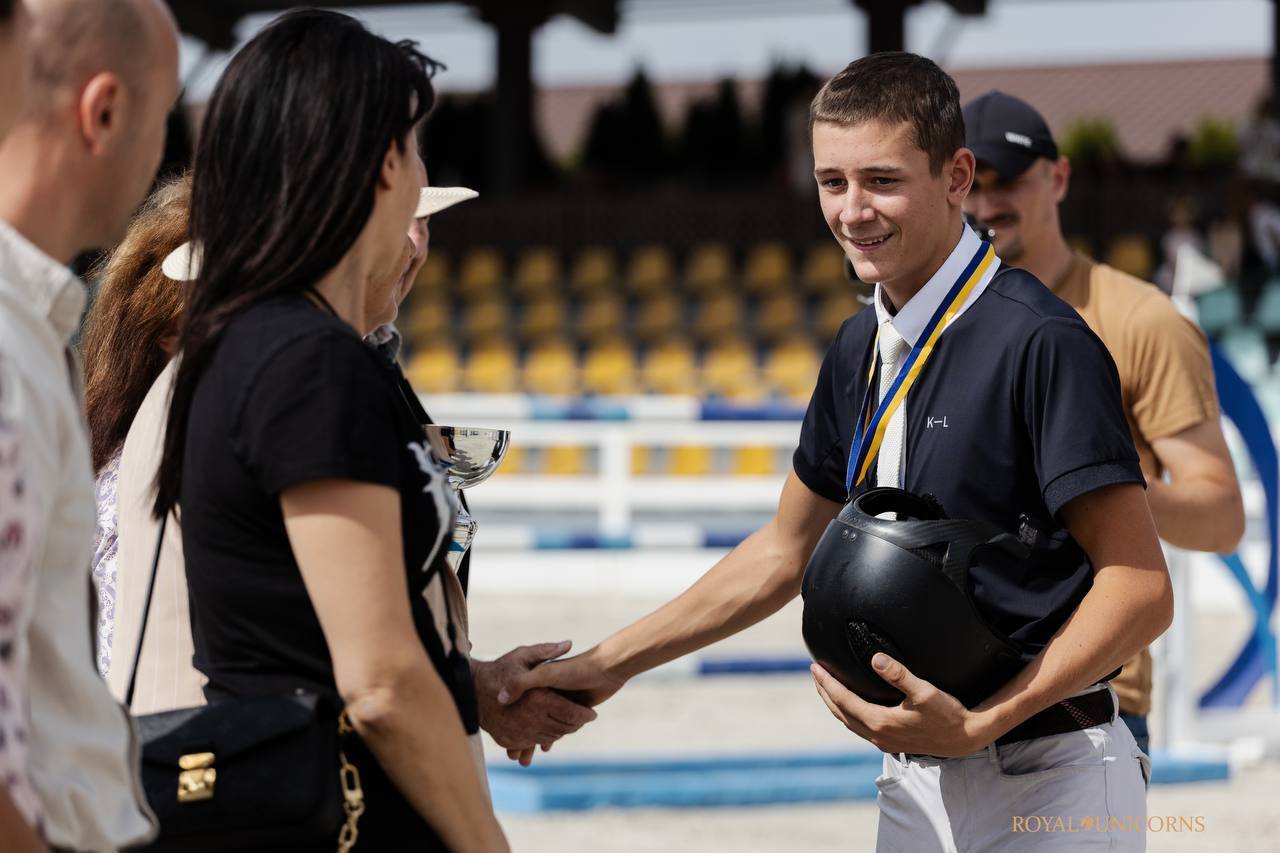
left=963, top=91, right=1059, bottom=181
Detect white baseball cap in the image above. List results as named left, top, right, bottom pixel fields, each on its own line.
left=162, top=185, right=479, bottom=282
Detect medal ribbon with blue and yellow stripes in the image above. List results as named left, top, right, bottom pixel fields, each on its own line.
left=844, top=241, right=996, bottom=493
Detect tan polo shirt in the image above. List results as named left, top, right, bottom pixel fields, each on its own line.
left=1055, top=253, right=1219, bottom=716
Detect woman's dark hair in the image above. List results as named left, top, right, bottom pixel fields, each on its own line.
left=83, top=174, right=191, bottom=473
left=0, top=0, right=13, bottom=22
left=154, top=9, right=440, bottom=517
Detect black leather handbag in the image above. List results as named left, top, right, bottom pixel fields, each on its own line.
left=124, top=515, right=365, bottom=852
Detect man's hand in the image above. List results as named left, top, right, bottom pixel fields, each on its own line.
left=810, top=653, right=994, bottom=757
left=473, top=642, right=598, bottom=765
left=498, top=646, right=627, bottom=712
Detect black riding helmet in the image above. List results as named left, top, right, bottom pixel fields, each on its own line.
left=801, top=487, right=1033, bottom=708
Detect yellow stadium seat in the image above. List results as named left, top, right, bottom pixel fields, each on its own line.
left=415, top=251, right=450, bottom=295
left=578, top=295, right=626, bottom=342
left=462, top=297, right=510, bottom=342
left=685, top=243, right=734, bottom=295
left=523, top=339, right=580, bottom=396
left=631, top=445, right=651, bottom=475
left=732, top=446, right=776, bottom=475
left=1066, top=235, right=1094, bottom=258
left=692, top=292, right=744, bottom=343
left=518, top=295, right=568, bottom=344
left=583, top=340, right=638, bottom=395
left=463, top=342, right=519, bottom=393
left=634, top=293, right=683, bottom=343
left=815, top=291, right=862, bottom=343
left=744, top=242, right=792, bottom=295
left=513, top=247, right=561, bottom=299
left=457, top=247, right=504, bottom=300
left=803, top=242, right=847, bottom=295
left=570, top=246, right=618, bottom=297
left=755, top=293, right=804, bottom=343
left=491, top=445, right=524, bottom=476
left=406, top=295, right=451, bottom=342
left=544, top=445, right=586, bottom=475
left=405, top=341, right=460, bottom=394
left=641, top=337, right=698, bottom=395
left=669, top=445, right=713, bottom=476
left=626, top=245, right=676, bottom=297
left=702, top=338, right=761, bottom=401
left=764, top=337, right=821, bottom=402
left=1106, top=234, right=1154, bottom=280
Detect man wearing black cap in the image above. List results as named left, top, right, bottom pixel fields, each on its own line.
left=964, top=90, right=1245, bottom=755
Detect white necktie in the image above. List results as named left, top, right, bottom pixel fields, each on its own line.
left=876, top=323, right=909, bottom=489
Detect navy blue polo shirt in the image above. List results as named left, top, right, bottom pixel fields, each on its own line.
left=794, top=264, right=1144, bottom=657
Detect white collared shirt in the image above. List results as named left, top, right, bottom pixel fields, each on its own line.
left=0, top=220, right=155, bottom=850
left=872, top=222, right=1001, bottom=349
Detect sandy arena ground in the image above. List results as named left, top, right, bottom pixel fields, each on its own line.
left=467, top=590, right=1280, bottom=852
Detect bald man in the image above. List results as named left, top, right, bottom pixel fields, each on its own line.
left=0, top=1, right=179, bottom=849
left=0, top=1, right=31, bottom=141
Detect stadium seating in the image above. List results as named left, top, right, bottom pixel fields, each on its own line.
left=743, top=242, right=792, bottom=296
left=403, top=241, right=861, bottom=403
left=457, top=247, right=505, bottom=300
left=583, top=340, right=638, bottom=395
left=1105, top=234, right=1155, bottom=280
left=1252, top=279, right=1280, bottom=337
left=1195, top=286, right=1242, bottom=337
left=685, top=243, right=734, bottom=295
left=626, top=245, right=677, bottom=297
left=513, top=246, right=562, bottom=299
left=524, top=339, right=580, bottom=396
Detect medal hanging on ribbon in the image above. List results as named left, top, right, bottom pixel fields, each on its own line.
left=844, top=241, right=996, bottom=493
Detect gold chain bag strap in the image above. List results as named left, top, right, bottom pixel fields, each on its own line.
left=336, top=710, right=364, bottom=852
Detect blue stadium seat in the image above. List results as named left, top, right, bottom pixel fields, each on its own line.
left=1253, top=278, right=1280, bottom=334
left=1194, top=286, right=1241, bottom=338
left=1218, top=326, right=1269, bottom=384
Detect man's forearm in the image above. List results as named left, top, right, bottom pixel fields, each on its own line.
left=971, top=566, right=1173, bottom=741
left=1146, top=477, right=1244, bottom=554
left=596, top=520, right=807, bottom=679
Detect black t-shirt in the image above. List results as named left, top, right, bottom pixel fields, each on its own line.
left=794, top=266, right=1144, bottom=656
left=180, top=294, right=472, bottom=850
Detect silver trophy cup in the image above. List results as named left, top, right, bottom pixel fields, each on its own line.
left=424, top=426, right=511, bottom=571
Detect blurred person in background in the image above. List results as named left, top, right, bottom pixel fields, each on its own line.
left=151, top=11, right=506, bottom=849
left=79, top=176, right=198, bottom=721
left=0, top=0, right=178, bottom=849
left=963, top=90, right=1245, bottom=755
left=503, top=53, right=1171, bottom=852
left=364, top=194, right=599, bottom=768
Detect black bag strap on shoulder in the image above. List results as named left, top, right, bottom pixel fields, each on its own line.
left=125, top=511, right=169, bottom=710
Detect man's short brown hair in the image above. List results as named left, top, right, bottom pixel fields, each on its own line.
left=810, top=52, right=964, bottom=175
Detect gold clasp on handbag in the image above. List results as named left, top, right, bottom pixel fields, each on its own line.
left=177, top=752, right=217, bottom=803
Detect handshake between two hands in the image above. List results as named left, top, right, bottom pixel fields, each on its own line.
left=475, top=643, right=990, bottom=765
left=472, top=640, right=622, bottom=767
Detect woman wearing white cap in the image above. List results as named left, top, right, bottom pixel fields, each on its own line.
left=98, top=182, right=476, bottom=713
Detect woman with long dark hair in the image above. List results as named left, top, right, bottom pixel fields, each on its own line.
left=153, top=10, right=507, bottom=850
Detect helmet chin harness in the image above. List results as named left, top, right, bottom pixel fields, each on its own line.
left=801, top=487, right=1036, bottom=708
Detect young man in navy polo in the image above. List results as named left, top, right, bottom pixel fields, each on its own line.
left=500, top=52, right=1172, bottom=851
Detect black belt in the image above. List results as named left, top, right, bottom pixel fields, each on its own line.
left=995, top=687, right=1114, bottom=747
